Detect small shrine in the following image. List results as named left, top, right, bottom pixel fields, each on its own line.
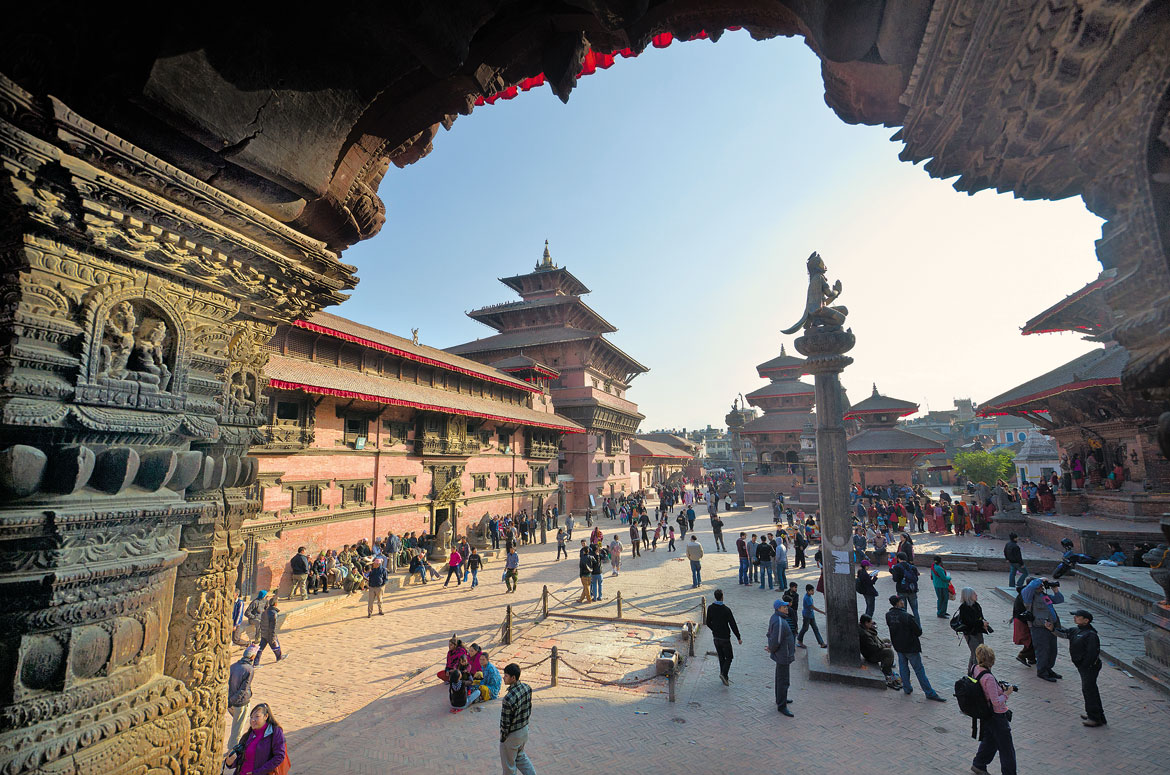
left=845, top=385, right=942, bottom=488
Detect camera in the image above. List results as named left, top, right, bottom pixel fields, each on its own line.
left=999, top=680, right=1019, bottom=693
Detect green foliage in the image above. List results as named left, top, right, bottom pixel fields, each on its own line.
left=952, top=450, right=1016, bottom=485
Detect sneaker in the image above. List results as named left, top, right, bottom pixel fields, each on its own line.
left=778, top=706, right=794, bottom=717
left=1038, top=674, right=1057, bottom=683
left=1015, top=654, right=1029, bottom=666
left=1050, top=671, right=1063, bottom=679
left=971, top=766, right=990, bottom=774
left=797, top=642, right=807, bottom=649
left=1082, top=719, right=1106, bottom=727
left=819, top=643, right=827, bottom=649
left=926, top=694, right=947, bottom=702
left=720, top=674, right=729, bottom=686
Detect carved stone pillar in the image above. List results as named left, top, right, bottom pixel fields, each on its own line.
left=0, top=76, right=353, bottom=775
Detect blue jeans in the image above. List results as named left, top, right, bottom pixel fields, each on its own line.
left=897, top=651, right=938, bottom=696
left=901, top=592, right=921, bottom=627
left=738, top=557, right=749, bottom=585
left=591, top=574, right=603, bottom=599
left=1008, top=563, right=1029, bottom=589
left=798, top=616, right=824, bottom=646
left=774, top=563, right=787, bottom=590
left=690, top=560, right=702, bottom=587
left=758, top=563, right=773, bottom=589
left=470, top=568, right=478, bottom=588
left=462, top=564, right=470, bottom=582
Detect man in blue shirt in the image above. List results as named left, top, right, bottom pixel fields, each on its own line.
left=797, top=583, right=826, bottom=648
left=367, top=558, right=387, bottom=618
left=504, top=547, right=520, bottom=593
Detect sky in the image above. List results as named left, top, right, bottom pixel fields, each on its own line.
left=335, top=31, right=1104, bottom=433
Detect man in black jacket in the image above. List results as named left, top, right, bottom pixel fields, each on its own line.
left=289, top=547, right=311, bottom=600
left=705, top=589, right=742, bottom=685
left=885, top=596, right=946, bottom=702
left=1048, top=609, right=1106, bottom=727
left=1004, top=532, right=1029, bottom=589
left=226, top=646, right=256, bottom=745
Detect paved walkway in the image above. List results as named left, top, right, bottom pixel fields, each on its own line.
left=232, top=505, right=1168, bottom=773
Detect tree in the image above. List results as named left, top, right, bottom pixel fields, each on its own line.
left=952, top=450, right=1016, bottom=485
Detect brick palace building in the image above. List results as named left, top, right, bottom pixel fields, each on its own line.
left=240, top=311, right=582, bottom=596
left=449, top=243, right=647, bottom=511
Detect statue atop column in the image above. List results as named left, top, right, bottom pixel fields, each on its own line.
left=782, top=252, right=849, bottom=334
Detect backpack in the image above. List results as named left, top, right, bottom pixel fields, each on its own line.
left=954, top=668, right=993, bottom=739
left=949, top=610, right=965, bottom=634
left=899, top=563, right=919, bottom=593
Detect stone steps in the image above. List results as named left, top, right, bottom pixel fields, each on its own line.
left=1021, top=513, right=1164, bottom=557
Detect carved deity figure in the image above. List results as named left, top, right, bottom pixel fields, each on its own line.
left=782, top=251, right=848, bottom=334
left=1143, top=543, right=1170, bottom=605
left=976, top=481, right=992, bottom=507
left=127, top=320, right=172, bottom=390
left=98, top=301, right=136, bottom=378
left=411, top=327, right=419, bottom=346
left=228, top=369, right=253, bottom=409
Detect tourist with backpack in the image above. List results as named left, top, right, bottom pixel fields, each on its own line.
left=960, top=644, right=1016, bottom=775
left=890, top=552, right=922, bottom=626
left=953, top=587, right=992, bottom=671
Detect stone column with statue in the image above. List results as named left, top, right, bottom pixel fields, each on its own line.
left=783, top=252, right=862, bottom=669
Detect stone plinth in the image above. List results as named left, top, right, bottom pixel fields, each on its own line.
left=805, top=640, right=888, bottom=689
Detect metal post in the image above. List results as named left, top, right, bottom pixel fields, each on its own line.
left=616, top=590, right=623, bottom=619
left=505, top=604, right=513, bottom=645
left=686, top=621, right=695, bottom=656
left=551, top=645, right=558, bottom=687
left=541, top=585, right=548, bottom=619
left=668, top=669, right=676, bottom=703
left=700, top=596, right=706, bottom=627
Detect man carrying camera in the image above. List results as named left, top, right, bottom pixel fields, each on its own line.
left=1046, top=609, right=1106, bottom=727
left=1021, top=577, right=1065, bottom=682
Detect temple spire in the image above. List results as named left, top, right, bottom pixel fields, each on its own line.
left=780, top=344, right=786, bottom=356
left=872, top=383, right=879, bottom=396
left=536, top=239, right=555, bottom=270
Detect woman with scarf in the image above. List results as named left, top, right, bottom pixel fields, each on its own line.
left=223, top=702, right=287, bottom=775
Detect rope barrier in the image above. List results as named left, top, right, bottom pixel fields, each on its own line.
left=555, top=655, right=663, bottom=687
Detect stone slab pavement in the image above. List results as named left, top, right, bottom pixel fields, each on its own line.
left=231, top=504, right=1168, bottom=773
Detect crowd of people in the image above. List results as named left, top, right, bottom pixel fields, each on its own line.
left=225, top=470, right=1129, bottom=775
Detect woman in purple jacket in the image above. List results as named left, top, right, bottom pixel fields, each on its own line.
left=224, top=702, right=286, bottom=775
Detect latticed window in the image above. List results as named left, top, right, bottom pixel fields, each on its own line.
left=496, top=474, right=510, bottom=490
left=385, top=477, right=414, bottom=500
left=516, top=474, right=527, bottom=488
left=339, top=480, right=371, bottom=506
left=286, top=481, right=327, bottom=513
left=472, top=474, right=488, bottom=491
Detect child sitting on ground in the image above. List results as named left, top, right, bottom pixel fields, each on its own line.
left=448, top=669, right=481, bottom=712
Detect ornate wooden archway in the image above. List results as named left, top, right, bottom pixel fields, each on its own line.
left=2, top=3, right=1169, bottom=773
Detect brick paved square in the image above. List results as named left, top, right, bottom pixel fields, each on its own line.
left=233, top=505, right=1169, bottom=773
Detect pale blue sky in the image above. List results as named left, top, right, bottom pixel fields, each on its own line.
left=337, top=32, right=1102, bottom=431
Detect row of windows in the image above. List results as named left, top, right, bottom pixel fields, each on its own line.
left=595, top=460, right=626, bottom=476
left=283, top=469, right=549, bottom=514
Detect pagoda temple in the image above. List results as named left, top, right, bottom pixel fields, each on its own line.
left=845, top=386, right=943, bottom=488
left=448, top=242, right=647, bottom=511
left=740, top=343, right=818, bottom=502
left=979, top=270, right=1168, bottom=551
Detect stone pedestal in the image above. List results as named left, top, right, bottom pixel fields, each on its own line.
left=0, top=77, right=353, bottom=774
left=795, top=326, right=862, bottom=671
